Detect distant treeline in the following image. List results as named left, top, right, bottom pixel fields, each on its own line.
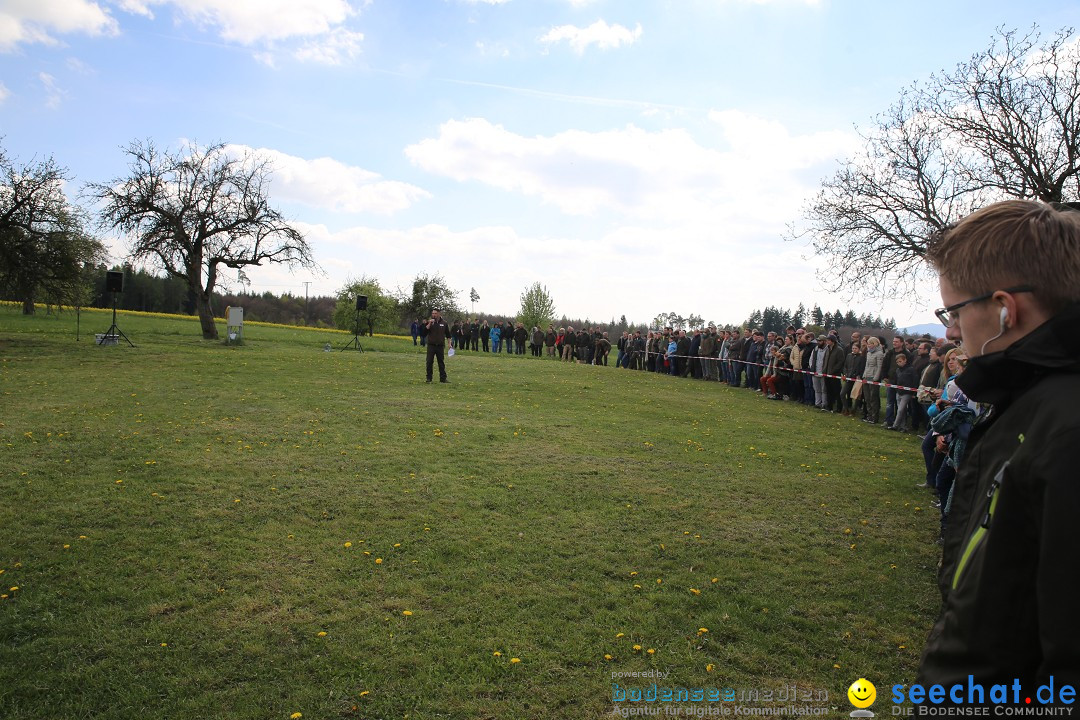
left=9, top=265, right=341, bottom=328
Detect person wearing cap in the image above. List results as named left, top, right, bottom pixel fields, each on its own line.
left=916, top=200, right=1080, bottom=702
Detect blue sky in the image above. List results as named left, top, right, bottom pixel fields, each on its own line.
left=1, top=0, right=1075, bottom=327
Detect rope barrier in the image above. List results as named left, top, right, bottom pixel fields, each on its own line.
left=639, top=352, right=920, bottom=392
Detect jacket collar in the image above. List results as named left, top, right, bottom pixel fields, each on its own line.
left=957, top=302, right=1080, bottom=407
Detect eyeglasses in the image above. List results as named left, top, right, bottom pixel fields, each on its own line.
left=934, top=285, right=1035, bottom=328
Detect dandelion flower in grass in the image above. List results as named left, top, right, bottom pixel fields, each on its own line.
left=359, top=691, right=370, bottom=697
left=706, top=663, right=715, bottom=672
left=604, top=654, right=613, bottom=661
left=615, top=633, right=624, bottom=639
left=9, top=586, right=18, bottom=592
left=633, top=584, right=642, bottom=589
left=344, top=542, right=352, bottom=548
left=689, top=588, right=701, bottom=596
left=698, top=628, right=709, bottom=635
left=63, top=544, right=70, bottom=549
left=509, top=657, right=521, bottom=664
left=629, top=571, right=637, bottom=577
left=493, top=651, right=502, bottom=657
left=160, top=643, right=168, bottom=647
left=402, top=610, right=412, bottom=616
left=374, top=558, right=383, bottom=564
left=393, top=543, right=401, bottom=548
left=711, top=578, right=718, bottom=584
left=633, top=645, right=642, bottom=652
left=647, top=648, right=655, bottom=656
left=291, top=714, right=303, bottom=719
left=317, top=631, right=327, bottom=637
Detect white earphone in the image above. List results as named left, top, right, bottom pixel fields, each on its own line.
left=999, top=306, right=1009, bottom=331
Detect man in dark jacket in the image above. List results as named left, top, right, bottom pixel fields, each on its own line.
left=421, top=308, right=452, bottom=383
left=915, top=200, right=1080, bottom=706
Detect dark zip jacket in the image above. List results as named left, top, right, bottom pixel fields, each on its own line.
left=917, top=302, right=1080, bottom=702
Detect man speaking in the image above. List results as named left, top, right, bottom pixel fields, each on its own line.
left=917, top=200, right=1080, bottom=702
left=422, top=308, right=452, bottom=384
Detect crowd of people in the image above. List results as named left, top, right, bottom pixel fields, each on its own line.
left=413, top=315, right=971, bottom=538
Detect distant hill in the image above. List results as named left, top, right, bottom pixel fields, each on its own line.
left=899, top=322, right=943, bottom=338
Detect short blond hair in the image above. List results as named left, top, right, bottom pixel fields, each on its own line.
left=927, top=200, right=1080, bottom=313
left=866, top=336, right=880, bottom=348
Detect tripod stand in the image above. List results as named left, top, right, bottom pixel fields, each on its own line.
left=99, top=292, right=134, bottom=347
left=341, top=307, right=365, bottom=352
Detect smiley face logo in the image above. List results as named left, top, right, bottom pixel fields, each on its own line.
left=848, top=678, right=876, bottom=709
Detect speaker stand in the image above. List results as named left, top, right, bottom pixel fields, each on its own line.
left=341, top=308, right=364, bottom=352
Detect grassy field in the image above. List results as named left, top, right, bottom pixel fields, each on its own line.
left=0, top=305, right=942, bottom=719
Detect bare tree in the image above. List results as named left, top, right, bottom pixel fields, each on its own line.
left=794, top=26, right=1080, bottom=298
left=89, top=140, right=315, bottom=339
left=0, top=147, right=104, bottom=314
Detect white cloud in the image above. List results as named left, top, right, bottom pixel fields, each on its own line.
left=0, top=0, right=119, bottom=52
left=39, top=72, right=64, bottom=108
left=404, top=114, right=857, bottom=224
left=0, top=82, right=9, bottom=104
left=293, top=26, right=363, bottom=64
left=135, top=0, right=357, bottom=45
left=475, top=40, right=510, bottom=58
left=540, top=19, right=642, bottom=55
left=226, top=144, right=431, bottom=215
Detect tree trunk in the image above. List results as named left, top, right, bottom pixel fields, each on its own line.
left=22, top=296, right=35, bottom=315
left=196, top=291, right=218, bottom=339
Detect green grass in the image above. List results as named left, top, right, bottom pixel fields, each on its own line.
left=0, top=306, right=941, bottom=719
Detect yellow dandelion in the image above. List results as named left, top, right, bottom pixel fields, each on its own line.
left=402, top=610, right=413, bottom=616
left=633, top=644, right=642, bottom=652
left=493, top=651, right=502, bottom=657
left=629, top=571, right=637, bottom=577
left=633, top=584, right=642, bottom=589
left=291, top=714, right=303, bottom=719
left=615, top=632, right=624, bottom=638
left=698, top=627, right=709, bottom=635
left=317, top=631, right=327, bottom=637
left=509, top=657, right=521, bottom=664
left=393, top=543, right=401, bottom=548
left=833, top=664, right=841, bottom=669
left=711, top=577, right=718, bottom=583
left=9, top=586, right=18, bottom=592
left=374, top=558, right=383, bottom=564
left=160, top=643, right=168, bottom=647
left=656, top=578, right=662, bottom=585
left=63, top=544, right=70, bottom=549
left=344, top=542, right=352, bottom=548
left=604, top=654, right=613, bottom=661
left=647, top=648, right=655, bottom=655
left=706, top=663, right=715, bottom=672
left=689, top=588, right=701, bottom=595
left=359, top=691, right=370, bottom=697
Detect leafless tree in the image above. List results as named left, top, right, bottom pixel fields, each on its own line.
left=89, top=140, right=315, bottom=339
left=793, top=26, right=1080, bottom=299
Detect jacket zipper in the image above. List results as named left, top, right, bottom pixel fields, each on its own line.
left=951, top=461, right=1009, bottom=590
